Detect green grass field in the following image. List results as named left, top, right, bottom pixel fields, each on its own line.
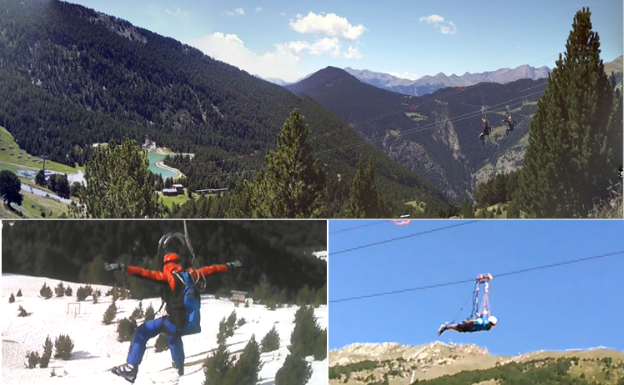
left=405, top=200, right=426, bottom=214
left=0, top=126, right=84, bottom=174
left=160, top=190, right=191, bottom=209
left=404, top=112, right=428, bottom=121
left=0, top=190, right=71, bottom=218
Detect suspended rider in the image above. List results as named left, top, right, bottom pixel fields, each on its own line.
left=480, top=118, right=492, bottom=145
left=502, top=115, right=516, bottom=136
left=104, top=233, right=242, bottom=383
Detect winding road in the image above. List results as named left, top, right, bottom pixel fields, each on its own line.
left=21, top=183, right=73, bottom=204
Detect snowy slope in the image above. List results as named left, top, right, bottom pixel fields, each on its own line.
left=2, top=274, right=328, bottom=385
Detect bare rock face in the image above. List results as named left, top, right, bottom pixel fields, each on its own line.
left=330, top=342, right=498, bottom=384
left=87, top=12, right=148, bottom=44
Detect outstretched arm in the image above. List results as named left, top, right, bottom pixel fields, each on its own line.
left=125, top=266, right=166, bottom=282
left=190, top=260, right=242, bottom=280
left=104, top=262, right=166, bottom=282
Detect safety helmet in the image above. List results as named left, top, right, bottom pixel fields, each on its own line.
left=508, top=115, right=512, bottom=120
left=482, top=118, right=487, bottom=123
left=488, top=316, right=498, bottom=326
left=163, top=253, right=181, bottom=265
left=158, top=232, right=187, bottom=266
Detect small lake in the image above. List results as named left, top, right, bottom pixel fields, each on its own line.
left=147, top=151, right=177, bottom=178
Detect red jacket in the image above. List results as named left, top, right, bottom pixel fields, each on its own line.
left=125, top=261, right=229, bottom=328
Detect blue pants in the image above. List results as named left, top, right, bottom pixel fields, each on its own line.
left=127, top=317, right=184, bottom=368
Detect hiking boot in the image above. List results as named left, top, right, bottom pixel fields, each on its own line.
left=172, top=361, right=184, bottom=376
left=111, top=363, right=138, bottom=383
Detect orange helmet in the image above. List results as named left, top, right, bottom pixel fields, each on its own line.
left=163, top=253, right=181, bottom=265
left=482, top=118, right=487, bottom=123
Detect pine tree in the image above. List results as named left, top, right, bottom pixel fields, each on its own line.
left=55, top=282, right=65, bottom=297
left=102, top=301, right=117, bottom=325
left=232, top=109, right=327, bottom=218
left=16, top=289, right=22, bottom=297
left=340, top=155, right=366, bottom=218
left=222, top=335, right=262, bottom=385
left=275, top=352, right=312, bottom=385
left=9, top=293, right=15, bottom=303
left=517, top=7, right=623, bottom=217
left=80, top=138, right=165, bottom=218
left=261, top=326, right=281, bottom=353
left=144, top=302, right=155, bottom=321
left=203, top=343, right=231, bottom=385
left=40, top=336, right=53, bottom=368
left=289, top=306, right=321, bottom=358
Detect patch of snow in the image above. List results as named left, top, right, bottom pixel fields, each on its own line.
left=312, top=251, right=328, bottom=261
left=2, top=274, right=327, bottom=385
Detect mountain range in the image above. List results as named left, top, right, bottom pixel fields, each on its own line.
left=286, top=67, right=545, bottom=201
left=262, top=64, right=552, bottom=97
left=344, top=65, right=551, bottom=97
left=329, top=342, right=624, bottom=385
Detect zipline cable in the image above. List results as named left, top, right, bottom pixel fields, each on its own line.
left=329, top=250, right=624, bottom=304
left=331, top=221, right=480, bottom=256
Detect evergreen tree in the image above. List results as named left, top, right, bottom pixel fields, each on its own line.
left=55, top=174, right=71, bottom=199
left=40, top=336, right=53, bottom=368
left=17, top=289, right=22, bottom=297
left=144, top=303, right=155, bottom=321
left=275, top=353, right=312, bottom=385
left=517, top=8, right=623, bottom=217
left=40, top=283, right=53, bottom=299
left=231, top=109, right=327, bottom=218
left=80, top=139, right=165, bottom=218
left=0, top=170, right=23, bottom=207
left=55, top=282, right=65, bottom=297
left=35, top=170, right=46, bottom=187
left=289, top=306, right=321, bottom=358
left=340, top=155, right=382, bottom=218
left=54, top=334, right=74, bottom=360
left=222, top=336, right=262, bottom=385
left=203, top=343, right=231, bottom=385
left=261, top=326, right=281, bottom=353
left=102, top=301, right=117, bottom=325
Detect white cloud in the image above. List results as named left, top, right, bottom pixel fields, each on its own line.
left=187, top=32, right=304, bottom=82
left=165, top=7, right=182, bottom=16
left=225, top=8, right=245, bottom=17
left=419, top=14, right=457, bottom=35
left=280, top=12, right=287, bottom=17
left=255, top=7, right=262, bottom=12
left=343, top=45, right=362, bottom=59
left=277, top=37, right=363, bottom=59
left=289, top=12, right=366, bottom=41
left=419, top=15, right=444, bottom=24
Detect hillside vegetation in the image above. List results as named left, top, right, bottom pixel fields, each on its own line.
left=0, top=0, right=450, bottom=217
left=328, top=342, right=624, bottom=385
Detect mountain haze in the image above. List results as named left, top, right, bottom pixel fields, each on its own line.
left=344, top=65, right=551, bottom=97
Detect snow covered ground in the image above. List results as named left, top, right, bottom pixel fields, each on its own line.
left=2, top=274, right=328, bottom=385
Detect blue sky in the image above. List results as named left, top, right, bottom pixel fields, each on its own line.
left=66, top=0, right=623, bottom=82
left=328, top=220, right=624, bottom=356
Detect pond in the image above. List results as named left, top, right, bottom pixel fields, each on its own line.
left=147, top=151, right=178, bottom=179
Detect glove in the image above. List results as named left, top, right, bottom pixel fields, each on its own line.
left=226, top=260, right=242, bottom=270
left=104, top=263, right=125, bottom=272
